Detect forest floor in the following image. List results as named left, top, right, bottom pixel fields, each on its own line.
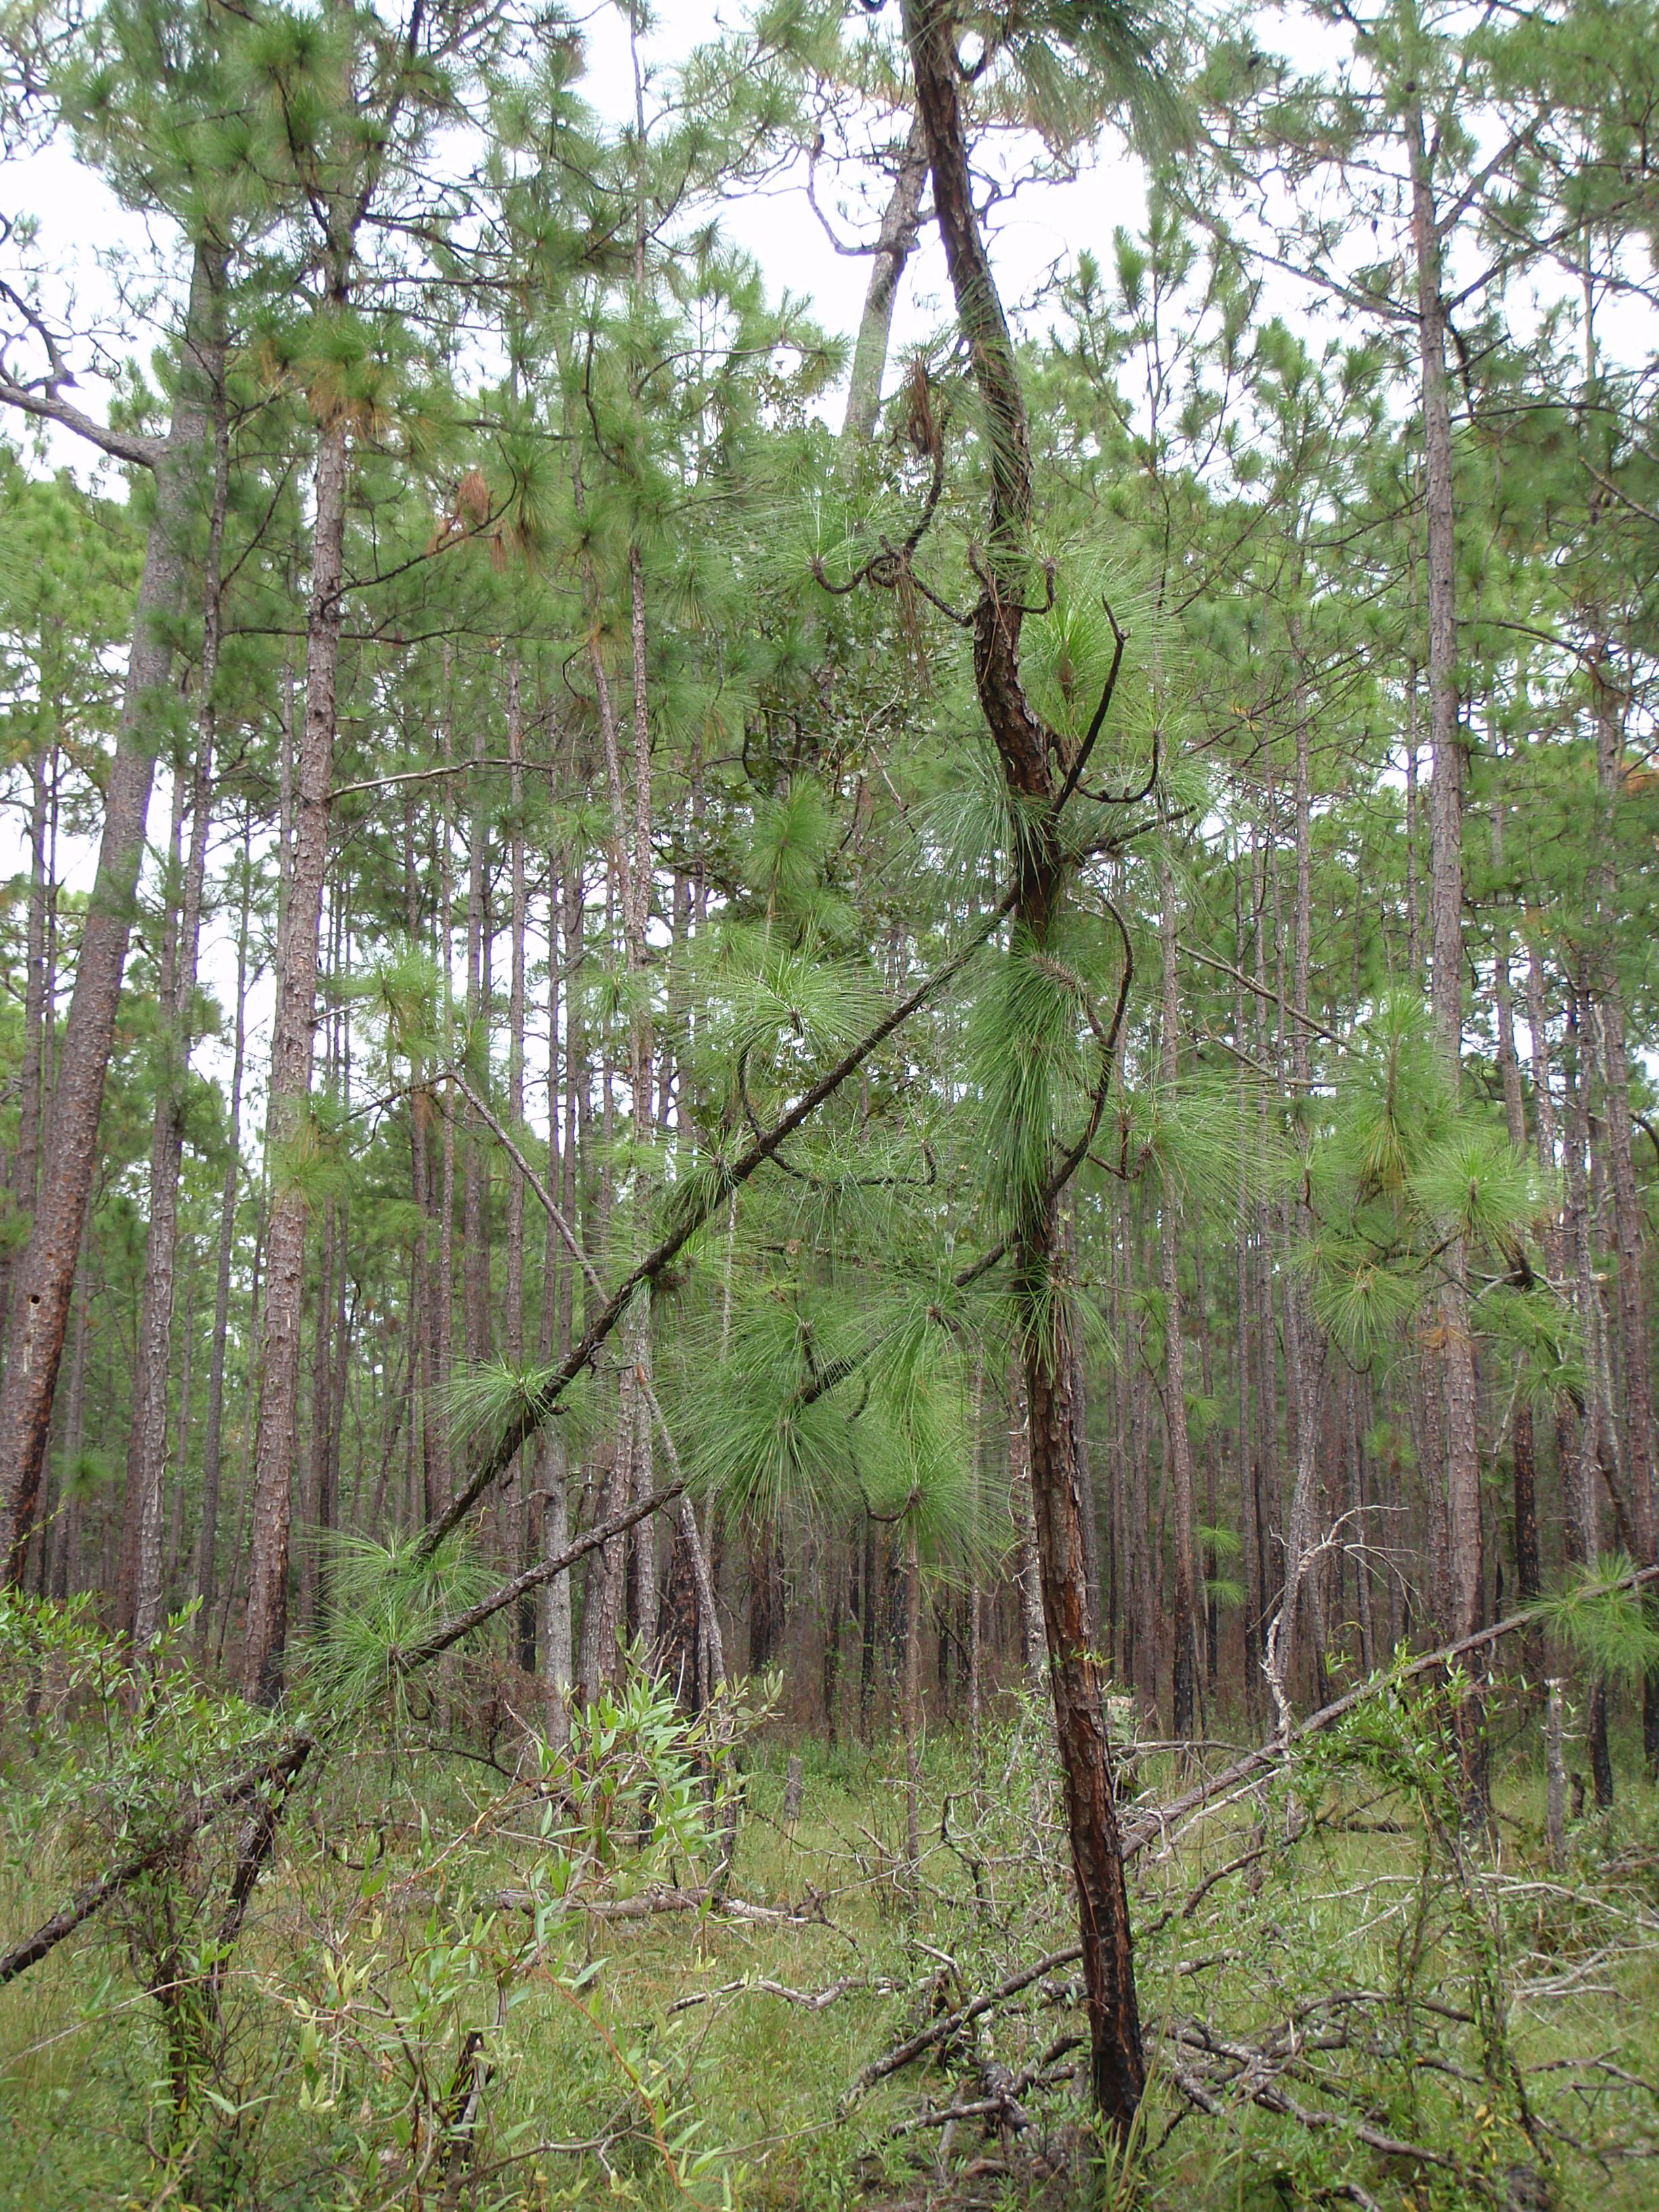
left=2, top=1677, right=1658, bottom=2211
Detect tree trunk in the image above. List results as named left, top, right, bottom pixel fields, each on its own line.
left=300, top=1198, right=335, bottom=1631
left=50, top=1234, right=91, bottom=1601
left=464, top=714, right=489, bottom=1372
left=902, top=1518, right=922, bottom=1880
left=1159, top=859, right=1198, bottom=1739
left=119, top=765, right=186, bottom=1637
left=1589, top=651, right=1659, bottom=1761
left=1565, top=991, right=1613, bottom=1803
left=0, top=245, right=221, bottom=1580
left=540, top=841, right=579, bottom=1743
left=1491, top=816, right=1542, bottom=1637
left=842, top=115, right=930, bottom=443
left=505, top=662, right=531, bottom=1661
left=241, top=407, right=349, bottom=1704
left=1408, top=98, right=1484, bottom=1805
left=9, top=743, right=49, bottom=1332
left=133, top=352, right=228, bottom=1647
left=903, top=0, right=1143, bottom=2128
left=1010, top=1362, right=1047, bottom=1693
left=197, top=830, right=251, bottom=1646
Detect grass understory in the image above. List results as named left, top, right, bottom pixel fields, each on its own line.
left=2, top=1670, right=1658, bottom=2211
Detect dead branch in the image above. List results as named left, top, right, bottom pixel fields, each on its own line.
left=1124, top=1563, right=1659, bottom=1862
left=846, top=1943, right=1083, bottom=2105
left=0, top=1732, right=314, bottom=1986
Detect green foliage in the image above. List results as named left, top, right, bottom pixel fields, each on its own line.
left=1541, top=1556, right=1659, bottom=1683
left=306, top=1527, right=494, bottom=1718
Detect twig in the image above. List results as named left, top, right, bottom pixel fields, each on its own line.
left=845, top=1943, right=1083, bottom=2104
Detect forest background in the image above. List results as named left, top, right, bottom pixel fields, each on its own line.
left=1, top=0, right=1658, bottom=2207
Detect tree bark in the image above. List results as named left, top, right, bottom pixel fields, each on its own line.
left=0, top=245, right=220, bottom=1580
left=241, top=407, right=349, bottom=1703
left=1408, top=95, right=1484, bottom=1804
left=903, top=0, right=1143, bottom=2129
left=841, top=116, right=930, bottom=443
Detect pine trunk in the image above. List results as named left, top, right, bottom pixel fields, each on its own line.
left=197, top=835, right=250, bottom=1645
left=1409, top=98, right=1485, bottom=1804
left=0, top=245, right=220, bottom=1579
left=903, top=0, right=1143, bottom=2127
left=241, top=406, right=349, bottom=1703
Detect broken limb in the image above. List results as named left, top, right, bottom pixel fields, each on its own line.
left=424, top=882, right=1018, bottom=1553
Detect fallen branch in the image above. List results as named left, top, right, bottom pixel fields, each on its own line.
left=1124, top=1565, right=1659, bottom=1862
left=0, top=1733, right=314, bottom=1986
left=1167, top=2021, right=1486, bottom=2191
left=668, top=1973, right=875, bottom=2015
left=846, top=1943, right=1083, bottom=2104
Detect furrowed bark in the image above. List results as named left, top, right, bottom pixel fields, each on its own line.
left=902, top=0, right=1145, bottom=2132
left=242, top=406, right=349, bottom=1703
left=0, top=245, right=221, bottom=1580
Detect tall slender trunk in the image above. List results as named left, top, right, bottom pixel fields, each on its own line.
left=1159, top=858, right=1197, bottom=1739
left=903, top=0, right=1143, bottom=2127
left=1405, top=660, right=1421, bottom=981
left=464, top=714, right=488, bottom=1371
left=541, top=845, right=579, bottom=1744
left=300, top=1197, right=335, bottom=1631
left=902, top=1518, right=922, bottom=1880
left=197, top=831, right=251, bottom=1645
left=0, top=245, right=221, bottom=1580
left=163, top=1265, right=197, bottom=1599
left=1491, top=804, right=1542, bottom=1630
left=241, top=403, right=349, bottom=1704
left=624, top=547, right=657, bottom=1654
left=506, top=663, right=532, bottom=1667
left=1010, top=1362, right=1047, bottom=1692
left=1282, top=699, right=1327, bottom=1696
left=130, top=351, right=228, bottom=1647
left=1565, top=989, right=1614, bottom=1803
left=119, top=766, right=186, bottom=1636
left=51, top=1236, right=91, bottom=1601
left=10, top=743, right=49, bottom=1308
left=842, top=116, right=930, bottom=443
left=1408, top=96, right=1484, bottom=1802
left=1588, top=649, right=1659, bottom=1759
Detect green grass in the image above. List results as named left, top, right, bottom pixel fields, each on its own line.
left=3, top=1687, right=1658, bottom=2210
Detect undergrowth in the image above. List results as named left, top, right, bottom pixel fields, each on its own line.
left=1, top=1596, right=1656, bottom=2209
